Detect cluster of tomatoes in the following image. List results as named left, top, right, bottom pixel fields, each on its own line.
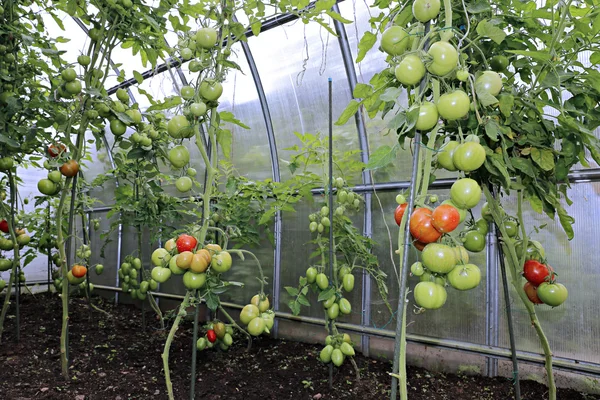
left=117, top=255, right=152, bottom=300
left=37, top=144, right=80, bottom=196
left=522, top=258, right=568, bottom=307
left=319, top=333, right=355, bottom=367
left=150, top=233, right=232, bottom=290
left=197, top=320, right=235, bottom=351
left=239, top=294, right=275, bottom=337
left=0, top=220, right=30, bottom=250
left=167, top=144, right=197, bottom=193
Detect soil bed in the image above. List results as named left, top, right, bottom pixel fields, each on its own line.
left=0, top=293, right=597, bottom=399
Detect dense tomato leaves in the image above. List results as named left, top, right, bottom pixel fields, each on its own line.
left=409, top=208, right=442, bottom=243
left=59, top=160, right=79, bottom=177
left=523, top=260, right=552, bottom=286
left=394, top=203, right=408, bottom=226
left=431, top=204, right=460, bottom=233
left=71, top=264, right=87, bottom=278
left=176, top=234, right=197, bottom=253
left=524, top=282, right=544, bottom=304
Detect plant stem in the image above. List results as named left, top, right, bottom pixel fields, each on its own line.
left=162, top=292, right=191, bottom=400
left=217, top=305, right=252, bottom=350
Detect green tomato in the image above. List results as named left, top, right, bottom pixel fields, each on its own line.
left=175, top=176, right=193, bottom=193
left=149, top=279, right=158, bottom=290
left=421, top=243, right=456, bottom=274
left=342, top=274, right=355, bottom=292
left=320, top=345, right=334, bottom=363
left=316, top=273, right=329, bottom=290
left=168, top=145, right=190, bottom=169
left=396, top=194, right=406, bottom=205
left=410, top=261, right=425, bottom=276
left=447, top=264, right=481, bottom=290
left=450, top=178, right=481, bottom=209
left=247, top=317, right=266, bottom=336
left=190, top=102, right=207, bottom=117
left=125, top=109, right=142, bottom=124
left=437, top=90, right=470, bottom=120
left=327, top=303, right=340, bottom=320
left=167, top=115, right=192, bottom=138
left=474, top=218, right=489, bottom=235
left=476, top=71, right=503, bottom=97
left=413, top=282, right=447, bottom=309
left=195, top=27, right=218, bottom=48
left=456, top=69, right=469, bottom=82
left=196, top=337, right=208, bottom=351
left=240, top=304, right=260, bottom=325
left=331, top=348, right=344, bottom=367
left=306, top=267, right=318, bottom=283
left=340, top=342, right=355, bottom=356
left=436, top=141, right=459, bottom=171
left=48, top=170, right=62, bottom=183
left=180, top=85, right=195, bottom=100
left=199, top=81, right=223, bottom=101
left=189, top=60, right=203, bottom=73
left=461, top=230, right=486, bottom=252
left=65, top=80, right=82, bottom=95
left=503, top=220, right=519, bottom=238
left=536, top=282, right=568, bottom=307
left=187, top=168, right=197, bottom=177
left=183, top=271, right=206, bottom=290
left=211, top=251, right=232, bottom=273
left=180, top=48, right=193, bottom=60
left=78, top=55, right=91, bottom=66
left=415, top=101, right=439, bottom=131
left=61, top=68, right=77, bottom=82
left=452, top=142, right=486, bottom=172
left=151, top=248, right=171, bottom=267
left=338, top=298, right=351, bottom=315
left=110, top=119, right=127, bottom=136
left=515, top=240, right=546, bottom=261
left=490, top=55, right=509, bottom=72
left=323, top=295, right=337, bottom=309
left=395, top=55, right=425, bottom=86
left=38, top=179, right=58, bottom=196
left=89, top=28, right=102, bottom=41
left=412, top=0, right=440, bottom=22
left=151, top=267, right=171, bottom=283
left=427, top=41, right=458, bottom=76
left=380, top=26, right=409, bottom=56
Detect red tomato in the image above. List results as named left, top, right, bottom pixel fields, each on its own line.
left=524, top=282, right=543, bottom=304
left=523, top=260, right=552, bottom=286
left=48, top=143, right=67, bottom=158
left=71, top=264, right=87, bottom=278
left=176, top=234, right=198, bottom=253
left=431, top=204, right=460, bottom=233
left=394, top=203, right=408, bottom=226
left=60, top=159, right=80, bottom=177
left=206, top=329, right=217, bottom=343
left=0, top=220, right=8, bottom=233
left=413, top=240, right=427, bottom=251
left=409, top=208, right=442, bottom=243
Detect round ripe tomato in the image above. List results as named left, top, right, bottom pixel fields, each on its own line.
left=490, top=55, right=509, bottom=72
left=452, top=142, right=486, bottom=172
left=515, top=240, right=546, bottom=261
left=476, top=71, right=503, bottom=97
left=524, top=282, right=543, bottom=304
left=421, top=243, right=456, bottom=273
left=240, top=304, right=260, bottom=325
left=380, top=26, right=409, bottom=56
left=395, top=55, right=425, bottom=86
left=410, top=208, right=442, bottom=243
left=176, top=234, right=197, bottom=253
left=110, top=119, right=127, bottom=136
left=0, top=220, right=8, bottom=233
left=48, top=143, right=67, bottom=158
left=71, top=264, right=87, bottom=278
left=415, top=101, right=439, bottom=131
left=61, top=68, right=77, bottom=82
left=167, top=115, right=192, bottom=138
left=437, top=90, right=470, bottom=120
left=413, top=282, right=447, bottom=309
left=199, top=81, right=223, bottom=101
left=59, top=159, right=79, bottom=177
left=190, top=102, right=207, bottom=116
left=426, top=41, right=458, bottom=76
left=175, top=176, right=193, bottom=193
left=536, top=282, right=568, bottom=307
left=437, top=141, right=459, bottom=171
left=183, top=271, right=206, bottom=290
left=412, top=0, right=440, bottom=22
left=206, top=329, right=217, bottom=343
left=394, top=203, right=408, bottom=226
left=38, top=179, right=58, bottom=195
left=180, top=85, right=195, bottom=100
left=450, top=178, right=481, bottom=209
left=431, top=204, right=460, bottom=233
left=211, top=251, right=232, bottom=273
left=523, top=260, right=551, bottom=286
left=461, top=230, right=486, bottom=252
left=447, top=264, right=481, bottom=290
left=195, top=27, right=218, bottom=48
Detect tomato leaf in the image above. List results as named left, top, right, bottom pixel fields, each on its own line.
left=530, top=148, right=555, bottom=171
left=220, top=111, right=250, bottom=129
left=505, top=50, right=552, bottom=62
left=467, top=0, right=492, bottom=13
left=356, top=31, right=377, bottom=63
left=146, top=96, right=181, bottom=112
left=498, top=94, right=514, bottom=118
left=475, top=85, right=499, bottom=107
left=284, top=286, right=299, bottom=297
left=353, top=83, right=373, bottom=99
left=335, top=99, right=360, bottom=125
left=476, top=19, right=506, bottom=44
left=525, top=191, right=544, bottom=214
left=379, top=87, right=403, bottom=102
left=216, top=128, right=233, bottom=160
left=366, top=144, right=398, bottom=170
left=288, top=300, right=301, bottom=315
left=510, top=158, right=536, bottom=178
left=484, top=119, right=500, bottom=141
left=317, top=287, right=336, bottom=302
left=297, top=294, right=311, bottom=306
left=133, top=70, right=144, bottom=84
left=326, top=10, right=352, bottom=24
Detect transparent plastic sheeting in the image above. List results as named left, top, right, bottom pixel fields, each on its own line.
left=498, top=181, right=600, bottom=365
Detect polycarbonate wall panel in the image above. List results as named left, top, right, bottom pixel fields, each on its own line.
left=370, top=191, right=488, bottom=344
left=498, top=181, right=600, bottom=364
left=250, top=22, right=363, bottom=184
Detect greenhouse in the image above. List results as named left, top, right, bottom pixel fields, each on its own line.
left=0, top=0, right=599, bottom=398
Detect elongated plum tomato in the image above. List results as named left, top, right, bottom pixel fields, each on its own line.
left=452, top=142, right=486, bottom=172
left=421, top=243, right=456, bottom=274
left=413, top=282, right=447, bottom=309
left=524, top=282, right=543, bottom=304
left=176, top=234, right=197, bottom=253
left=536, top=282, right=568, bottom=307
left=523, top=260, right=551, bottom=286
left=437, top=90, right=470, bottom=120
left=450, top=178, right=481, bottom=209
left=395, top=55, right=425, bottom=86
left=415, top=101, right=439, bottom=131
left=409, top=208, right=442, bottom=243
left=394, top=203, right=408, bottom=226
left=447, top=264, right=481, bottom=290
left=431, top=204, right=460, bottom=233
left=427, top=41, right=458, bottom=76
left=475, top=71, right=503, bottom=97
left=412, top=0, right=440, bottom=22
left=380, top=26, right=409, bottom=56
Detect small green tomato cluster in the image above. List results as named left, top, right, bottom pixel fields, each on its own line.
left=197, top=321, right=234, bottom=351
left=118, top=254, right=155, bottom=300
left=239, top=294, right=274, bottom=337
left=319, top=333, right=355, bottom=367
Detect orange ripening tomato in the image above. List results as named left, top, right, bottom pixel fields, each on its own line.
left=409, top=208, right=442, bottom=243
left=71, top=264, right=87, bottom=278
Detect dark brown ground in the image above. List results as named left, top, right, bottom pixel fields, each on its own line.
left=0, top=293, right=597, bottom=399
